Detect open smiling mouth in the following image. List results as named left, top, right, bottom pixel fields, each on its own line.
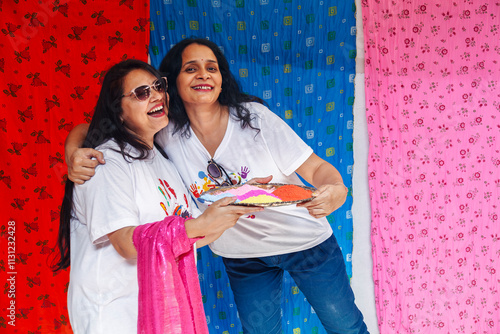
left=147, top=105, right=164, bottom=116
left=193, top=85, right=212, bottom=90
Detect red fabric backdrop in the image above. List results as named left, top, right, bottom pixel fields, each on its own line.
left=0, top=1, right=149, bottom=332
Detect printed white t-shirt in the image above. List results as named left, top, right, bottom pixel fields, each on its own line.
left=157, top=102, right=333, bottom=258
left=68, top=140, right=197, bottom=334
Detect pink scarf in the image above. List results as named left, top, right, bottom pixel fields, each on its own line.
left=133, top=216, right=208, bottom=334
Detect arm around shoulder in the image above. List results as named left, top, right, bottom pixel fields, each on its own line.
left=65, top=123, right=106, bottom=184
left=65, top=123, right=90, bottom=161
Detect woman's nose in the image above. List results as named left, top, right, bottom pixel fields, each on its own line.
left=150, top=87, right=163, bottom=101
left=198, top=70, right=210, bottom=79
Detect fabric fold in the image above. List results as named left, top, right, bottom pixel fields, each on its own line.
left=133, top=216, right=208, bottom=334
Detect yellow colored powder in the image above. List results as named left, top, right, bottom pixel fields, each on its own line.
left=238, top=194, right=282, bottom=204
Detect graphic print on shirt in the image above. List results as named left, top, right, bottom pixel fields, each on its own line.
left=188, top=165, right=250, bottom=201
left=238, top=166, right=250, bottom=179
left=158, top=178, right=190, bottom=218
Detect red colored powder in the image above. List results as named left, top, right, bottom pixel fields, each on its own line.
left=272, top=184, right=313, bottom=201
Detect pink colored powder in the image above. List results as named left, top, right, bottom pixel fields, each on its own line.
left=237, top=190, right=281, bottom=201
left=226, top=184, right=274, bottom=196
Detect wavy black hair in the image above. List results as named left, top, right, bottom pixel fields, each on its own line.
left=52, top=59, right=165, bottom=271
left=159, top=38, right=263, bottom=137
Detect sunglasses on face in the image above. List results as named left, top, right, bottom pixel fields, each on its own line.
left=122, top=77, right=168, bottom=101
left=207, top=159, right=233, bottom=187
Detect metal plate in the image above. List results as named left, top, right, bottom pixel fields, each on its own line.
left=199, top=183, right=316, bottom=207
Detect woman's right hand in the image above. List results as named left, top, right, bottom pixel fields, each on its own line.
left=186, top=197, right=262, bottom=247
left=67, top=148, right=105, bottom=184
left=64, top=123, right=105, bottom=184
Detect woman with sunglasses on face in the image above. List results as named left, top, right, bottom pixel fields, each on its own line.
left=66, top=40, right=369, bottom=334
left=53, top=59, right=260, bottom=334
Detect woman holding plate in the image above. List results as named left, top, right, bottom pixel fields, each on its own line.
left=55, top=59, right=260, bottom=333
left=66, top=39, right=369, bottom=334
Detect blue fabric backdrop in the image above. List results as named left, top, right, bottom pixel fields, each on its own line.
left=149, top=1, right=356, bottom=333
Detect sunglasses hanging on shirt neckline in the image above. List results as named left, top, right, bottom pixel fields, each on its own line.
left=207, top=159, right=233, bottom=187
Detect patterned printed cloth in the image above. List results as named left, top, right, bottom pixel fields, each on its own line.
left=0, top=1, right=149, bottom=332
left=149, top=1, right=356, bottom=333
left=363, top=0, right=500, bottom=333
left=133, top=216, right=207, bottom=334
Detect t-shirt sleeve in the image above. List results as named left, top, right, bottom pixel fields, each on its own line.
left=255, top=103, right=313, bottom=176
left=73, top=149, right=140, bottom=244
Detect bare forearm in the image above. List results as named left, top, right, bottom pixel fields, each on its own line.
left=108, top=226, right=137, bottom=259
left=195, top=232, right=222, bottom=248
left=184, top=216, right=218, bottom=248
left=296, top=153, right=344, bottom=187
left=310, top=161, right=344, bottom=188
left=65, top=123, right=89, bottom=161
left=296, top=153, right=348, bottom=217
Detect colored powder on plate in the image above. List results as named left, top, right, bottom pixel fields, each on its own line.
left=237, top=190, right=281, bottom=201
left=272, top=184, right=313, bottom=201
left=201, top=192, right=234, bottom=202
left=238, top=194, right=282, bottom=204
left=227, top=184, right=274, bottom=196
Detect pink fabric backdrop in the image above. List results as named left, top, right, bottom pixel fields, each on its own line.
left=362, top=1, right=500, bottom=333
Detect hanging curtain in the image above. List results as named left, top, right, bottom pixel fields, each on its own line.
left=363, top=0, right=500, bottom=332
left=0, top=1, right=149, bottom=332
left=150, top=0, right=356, bottom=332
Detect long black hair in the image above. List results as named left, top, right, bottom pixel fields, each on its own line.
left=52, top=59, right=165, bottom=271
left=159, top=38, right=263, bottom=137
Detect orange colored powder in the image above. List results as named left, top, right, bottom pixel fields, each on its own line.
left=272, top=185, right=313, bottom=202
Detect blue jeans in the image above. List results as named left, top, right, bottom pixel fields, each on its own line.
left=222, top=235, right=369, bottom=334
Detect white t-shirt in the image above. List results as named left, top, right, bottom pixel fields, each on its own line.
left=68, top=140, right=197, bottom=334
left=157, top=102, right=333, bottom=258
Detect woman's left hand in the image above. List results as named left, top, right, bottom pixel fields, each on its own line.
left=296, top=183, right=347, bottom=219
